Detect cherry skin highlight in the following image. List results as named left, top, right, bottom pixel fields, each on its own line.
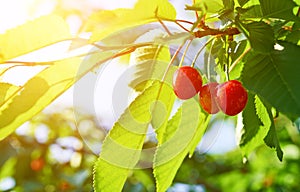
left=216, top=80, right=248, bottom=116
left=173, top=66, right=203, bottom=100
left=199, top=82, right=220, bottom=114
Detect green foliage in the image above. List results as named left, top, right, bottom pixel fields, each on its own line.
left=242, top=42, right=300, bottom=116
left=259, top=0, right=300, bottom=21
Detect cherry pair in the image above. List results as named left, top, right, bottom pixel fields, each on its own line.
left=172, top=66, right=248, bottom=116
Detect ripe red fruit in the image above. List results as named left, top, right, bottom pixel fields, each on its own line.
left=199, top=82, right=220, bottom=114
left=173, top=66, right=202, bottom=99
left=216, top=80, right=248, bottom=116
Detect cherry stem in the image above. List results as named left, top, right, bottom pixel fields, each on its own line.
left=225, top=37, right=230, bottom=81
left=191, top=37, right=214, bottom=69
left=179, top=38, right=194, bottom=67
left=161, top=39, right=187, bottom=82
left=207, top=38, right=216, bottom=81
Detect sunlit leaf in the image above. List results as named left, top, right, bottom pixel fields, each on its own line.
left=129, top=29, right=172, bottom=92
left=189, top=0, right=224, bottom=13
left=0, top=83, right=20, bottom=107
left=0, top=49, right=119, bottom=140
left=93, top=81, right=176, bottom=192
left=0, top=15, right=71, bottom=62
left=241, top=42, right=300, bottom=116
left=154, top=99, right=210, bottom=192
left=87, top=0, right=176, bottom=42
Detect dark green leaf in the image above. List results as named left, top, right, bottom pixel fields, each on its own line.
left=263, top=105, right=284, bottom=161
left=240, top=92, right=264, bottom=146
left=259, top=0, right=300, bottom=21
left=286, top=22, right=300, bottom=45
left=243, top=21, right=275, bottom=53
left=238, top=94, right=271, bottom=157
left=238, top=0, right=249, bottom=7
left=241, top=42, right=300, bottom=116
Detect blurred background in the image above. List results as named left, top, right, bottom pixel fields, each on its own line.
left=0, top=0, right=300, bottom=191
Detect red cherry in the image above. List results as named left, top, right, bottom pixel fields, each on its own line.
left=173, top=66, right=203, bottom=99
left=216, top=80, right=248, bottom=116
left=199, top=82, right=220, bottom=114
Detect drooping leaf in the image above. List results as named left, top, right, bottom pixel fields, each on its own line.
left=240, top=92, right=264, bottom=146
left=238, top=95, right=271, bottom=157
left=0, top=49, right=120, bottom=140
left=241, top=42, right=300, bottom=116
left=242, top=21, right=274, bottom=53
left=154, top=99, right=210, bottom=192
left=263, top=104, right=283, bottom=161
left=87, top=0, right=176, bottom=42
left=93, top=81, right=176, bottom=192
left=259, top=0, right=300, bottom=21
left=0, top=15, right=71, bottom=62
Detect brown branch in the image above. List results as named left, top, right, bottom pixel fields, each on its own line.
left=194, top=27, right=240, bottom=38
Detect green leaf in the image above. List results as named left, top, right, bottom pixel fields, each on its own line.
left=286, top=22, right=300, bottom=45
left=263, top=105, right=283, bottom=161
left=240, top=92, right=264, bottom=146
left=0, top=15, right=71, bottom=62
left=238, top=0, right=249, bottom=7
left=190, top=0, right=224, bottom=13
left=241, top=42, right=300, bottom=116
left=259, top=0, right=300, bottom=21
left=237, top=5, right=263, bottom=19
left=93, top=81, right=176, bottom=192
left=0, top=50, right=119, bottom=140
left=243, top=21, right=275, bottom=53
left=87, top=0, right=176, bottom=42
left=129, top=29, right=172, bottom=92
left=154, top=99, right=210, bottom=192
left=238, top=95, right=271, bottom=157
left=0, top=83, right=20, bottom=107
